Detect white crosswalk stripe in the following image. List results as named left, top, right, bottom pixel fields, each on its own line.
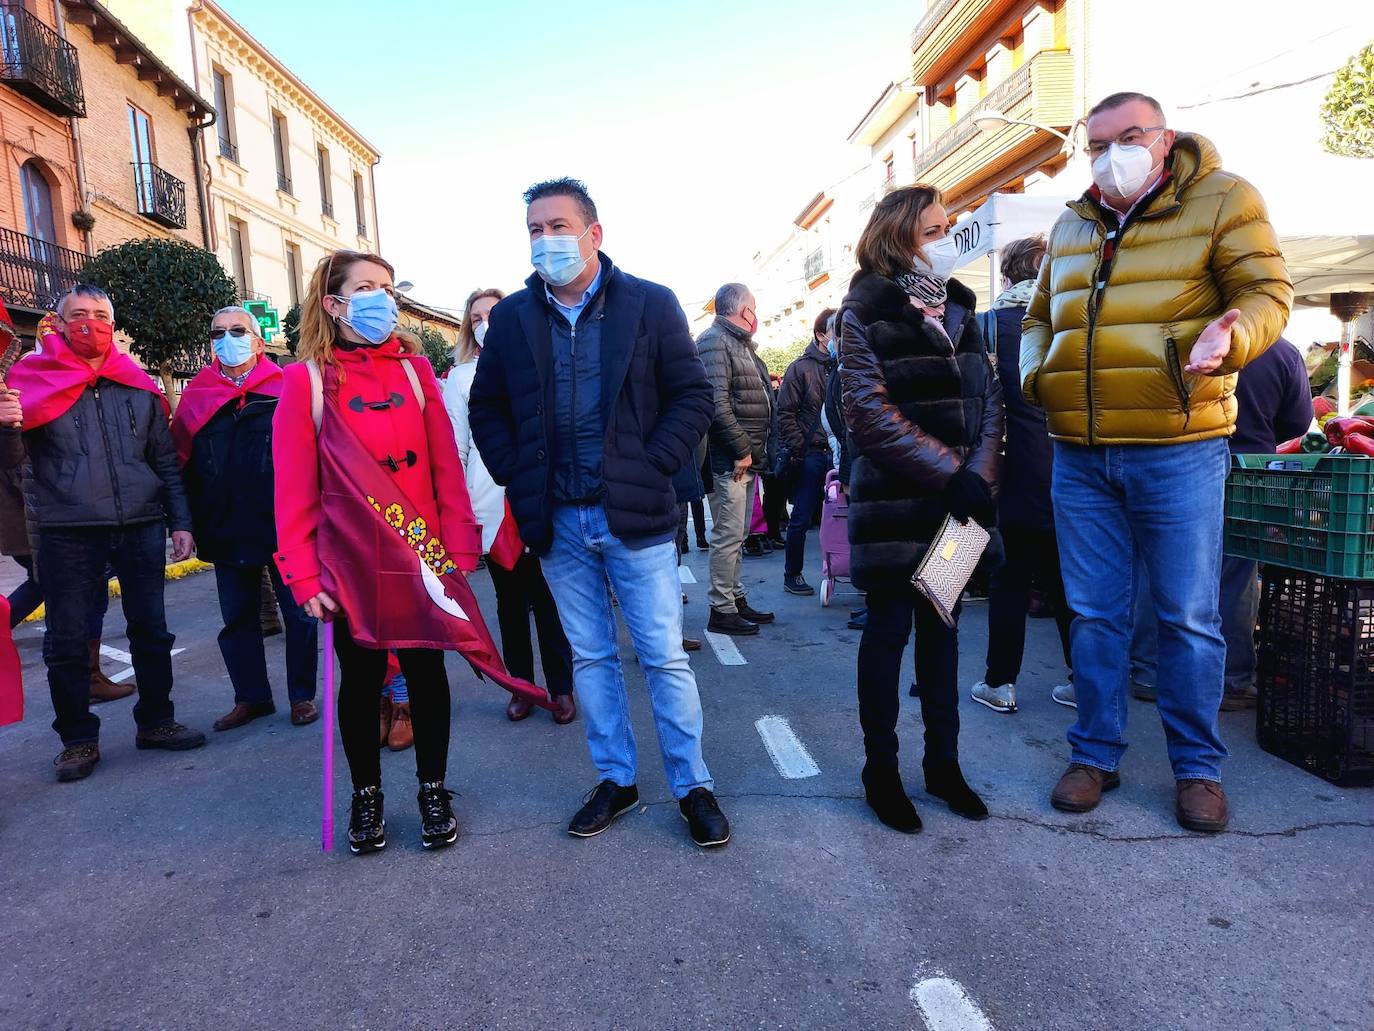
left=910, top=976, right=994, bottom=1031
left=754, top=715, right=820, bottom=779
left=702, top=629, right=746, bottom=666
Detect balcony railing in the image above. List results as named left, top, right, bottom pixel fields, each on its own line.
left=239, top=289, right=272, bottom=306
left=277, top=172, right=293, bottom=195
left=217, top=136, right=239, bottom=163
left=0, top=5, right=84, bottom=117
left=133, top=162, right=187, bottom=230
left=321, top=198, right=334, bottom=220
left=0, top=227, right=85, bottom=311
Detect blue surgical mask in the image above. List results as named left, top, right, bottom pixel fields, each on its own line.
left=213, top=331, right=255, bottom=367
left=826, top=338, right=837, bottom=360
left=333, top=288, right=398, bottom=346
left=531, top=226, right=593, bottom=287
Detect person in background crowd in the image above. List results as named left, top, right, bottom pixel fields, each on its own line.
left=759, top=372, right=789, bottom=550
left=820, top=314, right=866, bottom=632
left=1021, top=92, right=1293, bottom=832
left=469, top=177, right=729, bottom=848
left=841, top=185, right=1002, bottom=833
left=1129, top=336, right=1312, bottom=710
left=173, top=307, right=318, bottom=733
left=443, top=286, right=577, bottom=724
left=969, top=236, right=1075, bottom=714
left=274, top=249, right=482, bottom=855
left=776, top=307, right=837, bottom=595
left=379, top=652, right=412, bottom=751
left=7, top=286, right=204, bottom=782
left=698, top=282, right=776, bottom=636
left=1, top=386, right=33, bottom=623
left=672, top=433, right=706, bottom=654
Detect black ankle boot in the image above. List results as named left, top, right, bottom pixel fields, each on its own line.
left=861, top=763, right=922, bottom=834
left=923, top=757, right=988, bottom=820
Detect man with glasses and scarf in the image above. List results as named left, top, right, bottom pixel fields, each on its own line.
left=1021, top=92, right=1292, bottom=832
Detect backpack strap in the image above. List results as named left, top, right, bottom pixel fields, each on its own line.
left=305, top=356, right=425, bottom=436
left=398, top=357, right=426, bottom=413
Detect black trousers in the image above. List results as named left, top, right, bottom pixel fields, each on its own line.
left=760, top=473, right=789, bottom=539
left=985, top=524, right=1074, bottom=686
left=334, top=620, right=449, bottom=789
left=857, top=588, right=961, bottom=768
left=486, top=551, right=573, bottom=696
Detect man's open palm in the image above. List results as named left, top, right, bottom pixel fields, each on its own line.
left=1185, top=309, right=1241, bottom=374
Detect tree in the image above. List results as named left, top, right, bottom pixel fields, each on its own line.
left=282, top=304, right=301, bottom=355
left=756, top=336, right=811, bottom=378
left=1321, top=42, right=1374, bottom=159
left=418, top=325, right=454, bottom=378
left=81, top=238, right=237, bottom=404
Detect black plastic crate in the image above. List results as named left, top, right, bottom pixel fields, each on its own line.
left=1257, top=568, right=1374, bottom=785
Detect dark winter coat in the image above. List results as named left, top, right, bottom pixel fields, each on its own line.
left=469, top=253, right=712, bottom=555
left=0, top=430, right=27, bottom=556
left=823, top=366, right=852, bottom=487
left=778, top=340, right=834, bottom=456
left=840, top=272, right=1003, bottom=594
left=1231, top=337, right=1312, bottom=454
left=983, top=304, right=1054, bottom=530
left=182, top=393, right=281, bottom=564
left=697, top=316, right=774, bottom=476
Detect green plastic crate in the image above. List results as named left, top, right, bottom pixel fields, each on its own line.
left=1224, top=454, right=1374, bottom=579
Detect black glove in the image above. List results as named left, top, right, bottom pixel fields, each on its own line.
left=943, top=466, right=995, bottom=527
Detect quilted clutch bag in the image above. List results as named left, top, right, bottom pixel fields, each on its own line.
left=911, top=515, right=989, bottom=629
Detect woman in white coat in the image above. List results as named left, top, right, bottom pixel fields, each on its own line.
left=443, top=288, right=576, bottom=724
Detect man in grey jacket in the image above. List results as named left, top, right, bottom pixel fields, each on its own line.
left=10, top=284, right=204, bottom=782
left=698, top=283, right=775, bottom=636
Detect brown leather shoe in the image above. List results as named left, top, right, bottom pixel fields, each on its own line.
left=552, top=693, right=577, bottom=725
left=290, top=700, right=319, bottom=726
left=506, top=695, right=534, bottom=722
left=379, top=695, right=393, bottom=746
left=1176, top=779, right=1229, bottom=832
left=88, top=641, right=134, bottom=704
left=683, top=637, right=702, bottom=652
left=386, top=702, right=413, bottom=750
left=1050, top=763, right=1121, bottom=813
left=213, top=701, right=276, bottom=732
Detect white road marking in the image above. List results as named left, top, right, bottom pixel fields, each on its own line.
left=678, top=565, right=696, bottom=584
left=702, top=629, right=746, bottom=666
left=754, top=715, right=820, bottom=779
left=911, top=976, right=993, bottom=1031
left=109, top=648, right=185, bottom=685
left=100, top=645, right=132, bottom=665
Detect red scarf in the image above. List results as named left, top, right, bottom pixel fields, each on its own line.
left=171, top=358, right=283, bottom=464
left=8, top=323, right=168, bottom=430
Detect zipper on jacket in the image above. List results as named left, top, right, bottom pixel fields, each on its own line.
left=1164, top=336, right=1193, bottom=429
left=93, top=386, right=124, bottom=525
left=568, top=316, right=580, bottom=498
left=126, top=399, right=137, bottom=436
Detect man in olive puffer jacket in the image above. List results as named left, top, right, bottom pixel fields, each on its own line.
left=697, top=283, right=775, bottom=636
left=1021, top=91, right=1292, bottom=833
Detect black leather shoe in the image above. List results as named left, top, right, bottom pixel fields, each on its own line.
left=679, top=787, right=730, bottom=847
left=568, top=780, right=639, bottom=838
left=784, top=574, right=815, bottom=596
left=348, top=785, right=387, bottom=854
left=848, top=609, right=868, bottom=630
left=743, top=536, right=766, bottom=558
left=735, top=595, right=775, bottom=624
left=708, top=609, right=759, bottom=636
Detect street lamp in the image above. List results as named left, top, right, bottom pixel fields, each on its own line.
left=974, top=108, right=1075, bottom=148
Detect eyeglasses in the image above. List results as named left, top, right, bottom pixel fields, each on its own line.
left=210, top=326, right=253, bottom=340
left=1086, top=126, right=1165, bottom=160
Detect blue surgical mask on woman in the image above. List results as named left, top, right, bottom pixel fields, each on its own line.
left=212, top=329, right=256, bottom=367
left=531, top=226, right=593, bottom=287
left=333, top=288, right=398, bottom=345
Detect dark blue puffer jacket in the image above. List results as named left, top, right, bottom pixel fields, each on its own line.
left=469, top=253, right=712, bottom=555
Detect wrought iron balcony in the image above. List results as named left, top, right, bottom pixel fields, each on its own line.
left=133, top=162, right=187, bottom=230
left=277, top=173, right=293, bottom=196
left=0, top=227, right=85, bottom=311
left=321, top=198, right=334, bottom=220
left=0, top=5, right=85, bottom=117
left=217, top=136, right=239, bottom=163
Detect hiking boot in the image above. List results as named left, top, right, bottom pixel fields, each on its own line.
left=1050, top=763, right=1120, bottom=813
left=418, top=781, right=458, bottom=849
left=290, top=700, right=319, bottom=726
left=568, top=780, right=639, bottom=838
left=54, top=743, right=100, bottom=783
left=348, top=785, right=386, bottom=854
left=736, top=595, right=775, bottom=624
left=135, top=721, right=207, bottom=751
left=1176, top=779, right=1229, bottom=833
left=861, top=762, right=921, bottom=833
left=213, top=701, right=276, bottom=732
left=387, top=703, right=413, bottom=751
left=783, top=574, right=814, bottom=596
left=88, top=641, right=134, bottom=704
left=970, top=680, right=1017, bottom=714
left=679, top=787, right=730, bottom=848
left=707, top=609, right=758, bottom=636
left=1051, top=683, right=1077, bottom=708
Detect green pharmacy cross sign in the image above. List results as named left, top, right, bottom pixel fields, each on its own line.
left=244, top=300, right=280, bottom=334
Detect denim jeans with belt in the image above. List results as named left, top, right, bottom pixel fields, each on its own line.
left=1052, top=440, right=1230, bottom=781
left=214, top=561, right=317, bottom=706
left=539, top=503, right=713, bottom=799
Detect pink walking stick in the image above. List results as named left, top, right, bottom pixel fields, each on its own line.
left=321, top=619, right=335, bottom=852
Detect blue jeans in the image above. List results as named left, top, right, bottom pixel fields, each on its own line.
left=784, top=449, right=831, bottom=577
left=1052, top=440, right=1230, bottom=781
left=214, top=562, right=317, bottom=706
left=37, top=522, right=176, bottom=745
left=540, top=503, right=712, bottom=799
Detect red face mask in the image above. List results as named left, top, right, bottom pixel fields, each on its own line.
left=65, top=318, right=114, bottom=360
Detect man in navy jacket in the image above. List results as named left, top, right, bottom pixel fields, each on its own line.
left=469, top=178, right=728, bottom=848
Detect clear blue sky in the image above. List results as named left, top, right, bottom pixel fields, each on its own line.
left=218, top=0, right=918, bottom=312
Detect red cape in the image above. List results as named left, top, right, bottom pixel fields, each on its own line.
left=8, top=326, right=167, bottom=430
left=0, top=595, right=21, bottom=727
left=171, top=358, right=283, bottom=464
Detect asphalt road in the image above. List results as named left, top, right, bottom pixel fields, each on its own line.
left=2, top=541, right=1371, bottom=1030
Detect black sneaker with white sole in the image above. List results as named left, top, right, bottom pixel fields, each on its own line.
left=348, top=785, right=387, bottom=855
left=783, top=575, right=814, bottom=596
left=418, top=781, right=458, bottom=850
left=679, top=787, right=730, bottom=848
left=568, top=780, right=639, bottom=838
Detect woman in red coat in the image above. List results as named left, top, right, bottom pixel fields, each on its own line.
left=274, top=249, right=481, bottom=855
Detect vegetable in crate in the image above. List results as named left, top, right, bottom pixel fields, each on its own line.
left=1303, top=431, right=1331, bottom=453
left=1313, top=395, right=1337, bottom=419
left=1276, top=436, right=1303, bottom=454
left=1343, top=432, right=1374, bottom=457
left=1325, top=416, right=1374, bottom=447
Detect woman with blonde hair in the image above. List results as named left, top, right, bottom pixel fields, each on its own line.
left=273, top=249, right=483, bottom=855
left=442, top=288, right=575, bottom=724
